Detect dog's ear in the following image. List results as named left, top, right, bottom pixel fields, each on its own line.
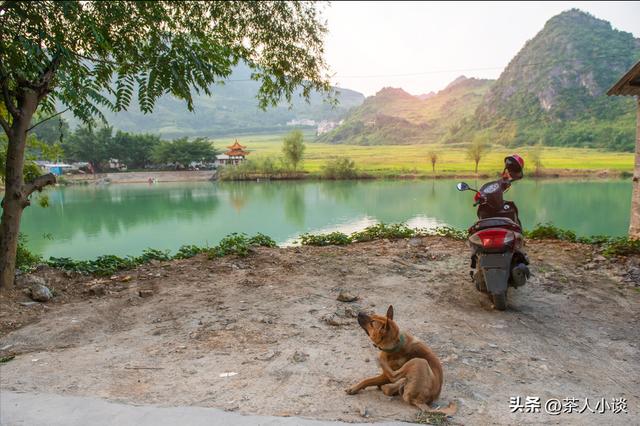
left=386, top=305, right=394, bottom=321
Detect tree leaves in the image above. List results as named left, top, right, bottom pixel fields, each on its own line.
left=1, top=1, right=333, bottom=129
left=151, top=137, right=218, bottom=167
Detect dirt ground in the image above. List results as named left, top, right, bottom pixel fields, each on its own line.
left=1, top=237, right=638, bottom=425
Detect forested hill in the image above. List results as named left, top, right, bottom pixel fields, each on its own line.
left=65, top=62, right=365, bottom=139
left=318, top=77, right=493, bottom=145
left=322, top=9, right=640, bottom=151
left=469, top=8, right=640, bottom=150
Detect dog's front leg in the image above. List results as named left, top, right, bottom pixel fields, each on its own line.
left=345, top=374, right=389, bottom=394
left=378, top=357, right=400, bottom=382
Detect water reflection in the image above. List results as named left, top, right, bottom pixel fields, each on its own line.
left=20, top=179, right=631, bottom=260
left=283, top=185, right=305, bottom=226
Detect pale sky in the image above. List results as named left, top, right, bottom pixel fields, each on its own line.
left=323, top=1, right=640, bottom=96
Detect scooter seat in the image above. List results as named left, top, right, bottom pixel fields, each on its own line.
left=469, top=217, right=522, bottom=234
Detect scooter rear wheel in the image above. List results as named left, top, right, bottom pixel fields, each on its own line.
left=492, top=291, right=507, bottom=310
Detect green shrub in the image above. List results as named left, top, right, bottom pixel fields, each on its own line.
left=602, top=238, right=640, bottom=257
left=299, top=231, right=352, bottom=246
left=322, top=157, right=358, bottom=180
left=351, top=223, right=415, bottom=242
left=214, top=233, right=251, bottom=257
left=218, top=156, right=289, bottom=180
left=213, top=232, right=276, bottom=257
left=136, top=248, right=171, bottom=263
left=174, top=244, right=209, bottom=259
left=88, top=255, right=137, bottom=275
left=47, top=255, right=136, bottom=276
left=16, top=234, right=42, bottom=271
left=248, top=233, right=277, bottom=248
left=425, top=226, right=468, bottom=241
left=525, top=223, right=577, bottom=241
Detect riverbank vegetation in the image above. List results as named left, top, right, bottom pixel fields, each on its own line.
left=32, top=233, right=277, bottom=277
left=16, top=223, right=639, bottom=277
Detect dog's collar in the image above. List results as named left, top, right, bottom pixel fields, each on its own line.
left=379, top=333, right=406, bottom=353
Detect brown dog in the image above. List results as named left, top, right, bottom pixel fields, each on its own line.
left=345, top=305, right=456, bottom=415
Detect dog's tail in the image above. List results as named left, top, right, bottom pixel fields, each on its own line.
left=416, top=401, right=457, bottom=416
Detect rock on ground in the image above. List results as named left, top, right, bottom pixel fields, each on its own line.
left=28, top=284, right=53, bottom=302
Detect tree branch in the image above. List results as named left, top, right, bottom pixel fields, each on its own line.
left=23, top=173, right=57, bottom=198
left=36, top=54, right=62, bottom=98
left=0, top=72, right=19, bottom=118
left=27, top=107, right=70, bottom=132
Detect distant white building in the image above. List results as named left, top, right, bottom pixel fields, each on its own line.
left=316, top=120, right=343, bottom=135
left=287, top=118, right=316, bottom=127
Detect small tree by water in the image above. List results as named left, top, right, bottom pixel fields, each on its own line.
left=467, top=136, right=490, bottom=174
left=428, top=150, right=439, bottom=172
left=282, top=130, right=306, bottom=171
left=530, top=142, right=544, bottom=176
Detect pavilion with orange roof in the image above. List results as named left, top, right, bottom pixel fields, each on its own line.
left=215, top=139, right=250, bottom=166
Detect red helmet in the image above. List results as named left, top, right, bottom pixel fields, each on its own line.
left=504, top=154, right=524, bottom=179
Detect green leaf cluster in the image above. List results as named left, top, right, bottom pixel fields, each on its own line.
left=321, top=157, right=358, bottom=180
left=282, top=130, right=305, bottom=171
left=151, top=137, right=218, bottom=168
left=42, top=232, right=277, bottom=276
left=1, top=1, right=332, bottom=126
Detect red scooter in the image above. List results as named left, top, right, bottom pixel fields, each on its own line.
left=456, top=155, right=530, bottom=310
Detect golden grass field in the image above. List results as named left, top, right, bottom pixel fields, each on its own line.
left=214, top=132, right=634, bottom=176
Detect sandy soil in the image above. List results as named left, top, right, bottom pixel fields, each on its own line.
left=1, top=237, right=638, bottom=425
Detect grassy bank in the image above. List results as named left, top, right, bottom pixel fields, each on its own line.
left=214, top=133, right=634, bottom=178
left=17, top=223, right=639, bottom=277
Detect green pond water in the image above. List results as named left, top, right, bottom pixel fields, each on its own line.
left=20, top=179, right=631, bottom=260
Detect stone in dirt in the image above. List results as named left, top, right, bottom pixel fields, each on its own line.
left=15, top=274, right=47, bottom=289
left=408, top=237, right=423, bottom=247
left=359, top=405, right=371, bottom=418
left=138, top=289, right=154, bottom=298
left=29, top=284, right=53, bottom=302
left=337, top=291, right=358, bottom=302
left=87, top=284, right=106, bottom=297
left=334, top=304, right=360, bottom=319
left=292, top=351, right=309, bottom=363
left=321, top=313, right=348, bottom=327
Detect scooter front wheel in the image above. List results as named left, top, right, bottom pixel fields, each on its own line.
left=492, top=291, right=507, bottom=310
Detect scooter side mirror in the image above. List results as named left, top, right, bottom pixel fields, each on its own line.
left=456, top=182, right=470, bottom=191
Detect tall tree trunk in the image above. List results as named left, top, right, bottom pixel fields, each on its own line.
left=630, top=97, right=640, bottom=239
left=475, top=159, right=479, bottom=174
left=0, top=90, right=38, bottom=288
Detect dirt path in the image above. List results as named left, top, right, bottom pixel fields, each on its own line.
left=1, top=237, right=638, bottom=425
